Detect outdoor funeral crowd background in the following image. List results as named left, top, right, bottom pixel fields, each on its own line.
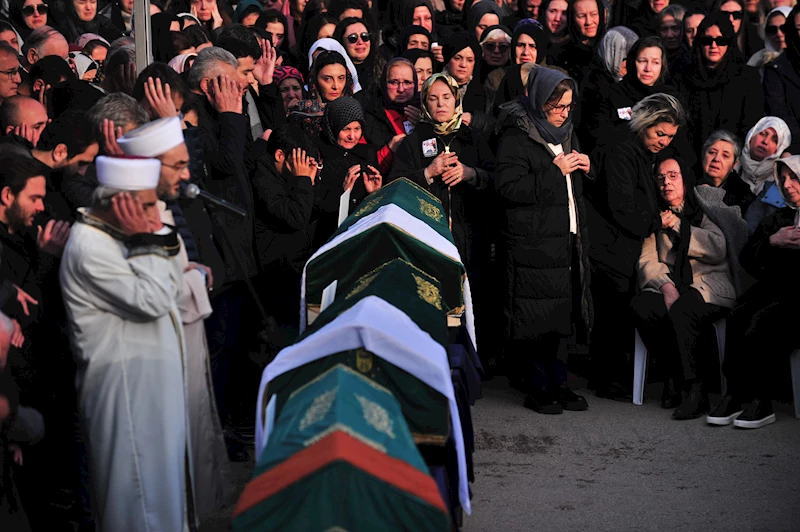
left=0, top=0, right=799, bottom=527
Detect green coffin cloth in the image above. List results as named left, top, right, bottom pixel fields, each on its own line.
left=261, top=364, right=426, bottom=471
left=306, top=258, right=448, bottom=346
left=335, top=177, right=453, bottom=243
left=267, top=350, right=450, bottom=447
left=306, top=225, right=465, bottom=317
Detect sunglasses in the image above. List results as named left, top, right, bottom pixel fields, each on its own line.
left=697, top=35, right=732, bottom=46
left=346, top=32, right=371, bottom=44
left=22, top=3, right=48, bottom=15
left=721, top=9, right=743, bottom=20
left=482, top=42, right=510, bottom=52
left=765, top=24, right=784, bottom=36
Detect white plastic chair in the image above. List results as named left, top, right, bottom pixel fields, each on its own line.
left=633, top=319, right=727, bottom=406
left=791, top=350, right=800, bottom=419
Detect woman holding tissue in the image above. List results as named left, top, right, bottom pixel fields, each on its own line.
left=494, top=66, right=594, bottom=414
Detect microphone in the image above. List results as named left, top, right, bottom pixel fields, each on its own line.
left=180, top=182, right=248, bottom=218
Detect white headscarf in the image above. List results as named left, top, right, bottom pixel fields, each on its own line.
left=765, top=6, right=793, bottom=53
left=308, top=38, right=362, bottom=93
left=168, top=53, right=197, bottom=74
left=737, top=116, right=792, bottom=195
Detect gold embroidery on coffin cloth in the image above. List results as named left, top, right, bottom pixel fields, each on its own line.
left=412, top=273, right=443, bottom=310
left=418, top=197, right=443, bottom=222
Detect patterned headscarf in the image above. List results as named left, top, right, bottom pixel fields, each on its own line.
left=420, top=73, right=463, bottom=135
left=274, top=66, right=304, bottom=86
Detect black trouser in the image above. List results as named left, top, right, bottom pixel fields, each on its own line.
left=589, top=260, right=636, bottom=388
left=631, top=288, right=727, bottom=387
left=723, top=288, right=800, bottom=400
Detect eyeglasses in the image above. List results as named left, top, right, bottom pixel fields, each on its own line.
left=765, top=24, right=784, bottom=37
left=721, top=9, right=743, bottom=20
left=697, top=35, right=732, bottom=47
left=22, top=3, right=48, bottom=15
left=387, top=79, right=414, bottom=89
left=161, top=161, right=190, bottom=172
left=346, top=32, right=371, bottom=44
left=656, top=170, right=682, bottom=182
left=482, top=42, right=510, bottom=52
left=0, top=67, right=21, bottom=80
left=547, top=102, right=576, bottom=113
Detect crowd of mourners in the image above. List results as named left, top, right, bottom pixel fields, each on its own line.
left=0, top=0, right=797, bottom=527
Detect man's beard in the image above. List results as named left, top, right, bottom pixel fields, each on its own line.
left=6, top=201, right=30, bottom=232
left=158, top=182, right=180, bottom=201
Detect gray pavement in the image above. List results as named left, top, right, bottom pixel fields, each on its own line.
left=463, top=377, right=800, bottom=532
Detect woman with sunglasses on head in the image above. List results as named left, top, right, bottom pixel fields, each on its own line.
left=334, top=17, right=384, bottom=103
left=8, top=0, right=49, bottom=46
left=676, top=12, right=762, bottom=158
left=764, top=4, right=800, bottom=151
left=494, top=66, right=594, bottom=414
left=747, top=6, right=791, bottom=77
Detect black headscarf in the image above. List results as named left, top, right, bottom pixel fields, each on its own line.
left=784, top=5, right=800, bottom=73
left=467, top=1, right=503, bottom=38
left=9, top=0, right=38, bottom=40
left=537, top=0, right=569, bottom=44
left=398, top=0, right=437, bottom=38
left=298, top=13, right=338, bottom=76
left=401, top=47, right=435, bottom=66
left=397, top=25, right=432, bottom=53
left=655, top=154, right=704, bottom=291
left=380, top=57, right=420, bottom=110
left=525, top=66, right=575, bottom=144
left=686, top=12, right=736, bottom=89
left=151, top=13, right=179, bottom=63
left=511, top=18, right=550, bottom=65
left=443, top=31, right=483, bottom=85
left=566, top=0, right=606, bottom=49
left=621, top=36, right=670, bottom=98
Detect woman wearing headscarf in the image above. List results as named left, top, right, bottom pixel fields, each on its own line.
left=504, top=0, right=540, bottom=29
left=382, top=0, right=440, bottom=61
left=493, top=19, right=551, bottom=111
left=713, top=0, right=764, bottom=59
left=8, top=0, right=49, bottom=46
left=494, top=66, right=594, bottom=414
left=314, top=96, right=383, bottom=247
left=764, top=5, right=800, bottom=154
left=698, top=129, right=752, bottom=211
left=736, top=116, right=793, bottom=232
left=437, top=0, right=466, bottom=39
left=298, top=14, right=338, bottom=76
left=274, top=65, right=306, bottom=115
left=747, top=5, right=791, bottom=77
left=289, top=49, right=356, bottom=138
left=233, top=0, right=262, bottom=25
left=334, top=17, right=385, bottom=103
left=442, top=31, right=494, bottom=134
left=710, top=154, right=800, bottom=430
left=402, top=47, right=436, bottom=90
left=467, top=0, right=503, bottom=40
left=538, top=0, right=569, bottom=48
left=676, top=12, right=763, bottom=158
left=629, top=0, right=671, bottom=38
left=388, top=73, right=494, bottom=303
left=151, top=12, right=181, bottom=63
left=364, top=57, right=421, bottom=173
left=547, top=0, right=607, bottom=84
left=575, top=25, right=639, bottom=153
left=480, top=24, right=513, bottom=90
left=55, top=0, right=125, bottom=43
left=396, top=24, right=433, bottom=54
left=307, top=38, right=363, bottom=92
left=168, top=52, right=198, bottom=75
left=585, top=93, right=686, bottom=400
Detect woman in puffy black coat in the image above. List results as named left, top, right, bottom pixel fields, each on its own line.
left=494, top=66, right=594, bottom=415
left=676, top=12, right=763, bottom=157
left=763, top=4, right=800, bottom=154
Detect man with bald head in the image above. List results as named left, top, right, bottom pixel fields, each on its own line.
left=0, top=96, right=48, bottom=142
left=22, top=26, right=70, bottom=70
left=0, top=44, right=21, bottom=106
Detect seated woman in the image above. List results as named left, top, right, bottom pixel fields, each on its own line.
left=494, top=67, right=594, bottom=414
left=314, top=96, right=383, bottom=247
left=699, top=129, right=752, bottom=211
left=288, top=49, right=355, bottom=138
left=274, top=66, right=305, bottom=116
left=363, top=58, right=421, bottom=174
left=709, top=155, right=800, bottom=429
left=632, top=156, right=735, bottom=419
left=736, top=116, right=792, bottom=233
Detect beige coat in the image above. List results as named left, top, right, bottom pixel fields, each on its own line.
left=637, top=213, right=736, bottom=308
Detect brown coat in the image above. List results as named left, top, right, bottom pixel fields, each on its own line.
left=637, top=213, right=736, bottom=308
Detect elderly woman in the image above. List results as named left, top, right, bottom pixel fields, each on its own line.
left=736, top=116, right=792, bottom=232
left=709, top=155, right=800, bottom=429
left=586, top=93, right=686, bottom=400
left=676, top=12, right=763, bottom=157
left=493, top=20, right=550, bottom=111
left=288, top=50, right=355, bottom=138
left=274, top=66, right=305, bottom=115
left=632, top=156, right=735, bottom=418
left=699, top=129, right=754, bottom=211
left=389, top=72, right=493, bottom=298
left=480, top=25, right=513, bottom=90
left=494, top=67, right=594, bottom=414
left=363, top=57, right=421, bottom=174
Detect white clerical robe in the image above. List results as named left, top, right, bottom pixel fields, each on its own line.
left=59, top=214, right=194, bottom=532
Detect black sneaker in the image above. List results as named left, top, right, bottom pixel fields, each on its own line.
left=523, top=388, right=563, bottom=415
left=706, top=395, right=743, bottom=426
left=672, top=383, right=709, bottom=420
left=733, top=399, right=776, bottom=429
left=554, top=385, right=589, bottom=411
left=594, top=381, right=633, bottom=402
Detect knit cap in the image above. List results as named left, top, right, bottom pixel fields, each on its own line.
left=323, top=96, right=365, bottom=144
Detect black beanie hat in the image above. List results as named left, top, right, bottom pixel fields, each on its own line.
left=323, top=96, right=365, bottom=144
left=442, top=32, right=482, bottom=65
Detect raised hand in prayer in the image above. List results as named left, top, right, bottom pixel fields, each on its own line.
left=144, top=77, right=178, bottom=118
left=425, top=151, right=458, bottom=181
left=210, top=75, right=243, bottom=114
left=12, top=124, right=41, bottom=147
left=388, top=133, right=406, bottom=153
left=37, top=220, right=71, bottom=256
left=10, top=319, right=23, bottom=348
left=112, top=193, right=151, bottom=235
left=13, top=285, right=37, bottom=317
left=403, top=105, right=422, bottom=124
left=101, top=119, right=124, bottom=156
left=290, top=148, right=318, bottom=183
left=253, top=39, right=278, bottom=87
left=362, top=165, right=382, bottom=194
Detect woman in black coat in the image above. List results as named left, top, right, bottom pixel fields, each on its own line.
left=441, top=32, right=494, bottom=135
left=493, top=20, right=550, bottom=113
left=494, top=66, right=594, bottom=414
left=676, top=12, right=763, bottom=157
left=547, top=0, right=607, bottom=85
left=764, top=4, right=800, bottom=154
left=54, top=0, right=124, bottom=44
left=585, top=92, right=687, bottom=400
